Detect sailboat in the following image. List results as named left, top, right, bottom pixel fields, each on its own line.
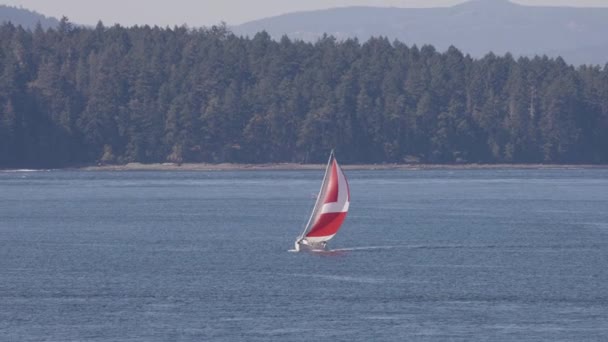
left=294, top=150, right=350, bottom=252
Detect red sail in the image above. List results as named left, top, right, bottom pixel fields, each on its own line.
left=305, top=158, right=350, bottom=242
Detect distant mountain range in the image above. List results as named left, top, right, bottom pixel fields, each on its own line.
left=234, top=0, right=608, bottom=66
left=2, top=1, right=607, bottom=66
left=0, top=5, right=59, bottom=29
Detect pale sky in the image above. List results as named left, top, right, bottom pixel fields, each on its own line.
left=3, top=0, right=608, bottom=27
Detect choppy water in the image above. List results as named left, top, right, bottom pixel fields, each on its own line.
left=1, top=168, right=608, bottom=341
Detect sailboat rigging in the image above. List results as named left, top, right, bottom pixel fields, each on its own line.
left=294, top=150, right=350, bottom=252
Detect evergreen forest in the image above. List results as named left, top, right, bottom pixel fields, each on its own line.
left=1, top=19, right=607, bottom=168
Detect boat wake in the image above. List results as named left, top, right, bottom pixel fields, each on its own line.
left=289, top=243, right=505, bottom=253
left=287, top=248, right=345, bottom=255
left=299, top=243, right=599, bottom=253
left=288, top=244, right=431, bottom=253
left=331, top=245, right=405, bottom=252
left=330, top=244, right=509, bottom=252
left=287, top=245, right=406, bottom=253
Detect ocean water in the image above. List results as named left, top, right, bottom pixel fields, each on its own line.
left=1, top=168, right=608, bottom=341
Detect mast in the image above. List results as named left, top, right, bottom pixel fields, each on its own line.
left=297, top=150, right=334, bottom=241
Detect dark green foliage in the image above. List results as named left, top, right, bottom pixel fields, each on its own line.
left=0, top=20, right=607, bottom=168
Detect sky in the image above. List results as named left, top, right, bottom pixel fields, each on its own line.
left=3, top=0, right=608, bottom=27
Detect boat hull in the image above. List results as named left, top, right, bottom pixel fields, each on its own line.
left=294, top=239, right=327, bottom=252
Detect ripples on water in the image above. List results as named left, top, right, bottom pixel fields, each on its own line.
left=1, top=168, right=608, bottom=341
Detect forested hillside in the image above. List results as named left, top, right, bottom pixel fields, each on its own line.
left=1, top=20, right=607, bottom=168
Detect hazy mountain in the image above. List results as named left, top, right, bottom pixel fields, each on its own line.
left=234, top=0, right=608, bottom=66
left=0, top=5, right=59, bottom=29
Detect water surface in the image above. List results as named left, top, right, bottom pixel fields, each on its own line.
left=1, top=168, right=607, bottom=341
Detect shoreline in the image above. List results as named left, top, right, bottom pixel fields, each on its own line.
left=72, top=162, right=608, bottom=171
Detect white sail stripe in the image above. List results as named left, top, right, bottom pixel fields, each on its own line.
left=320, top=201, right=349, bottom=214
left=319, top=164, right=350, bottom=214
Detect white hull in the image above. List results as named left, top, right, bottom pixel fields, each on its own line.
left=293, top=239, right=327, bottom=252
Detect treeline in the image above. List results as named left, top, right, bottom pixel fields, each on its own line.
left=1, top=19, right=608, bottom=167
